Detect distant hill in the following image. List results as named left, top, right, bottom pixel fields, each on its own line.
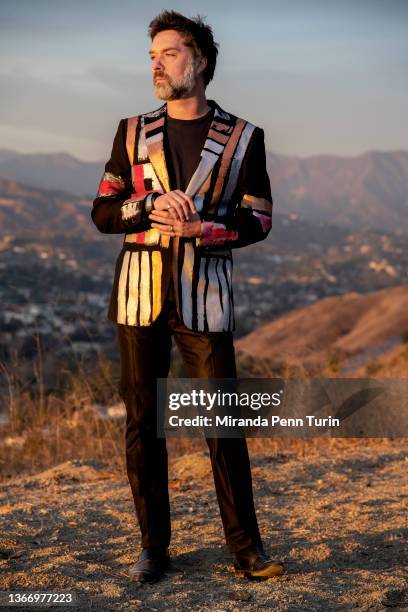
left=0, top=148, right=407, bottom=232
left=0, top=149, right=102, bottom=198
left=236, top=285, right=408, bottom=375
left=267, top=150, right=408, bottom=233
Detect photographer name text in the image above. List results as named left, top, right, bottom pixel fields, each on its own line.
left=167, top=415, right=340, bottom=428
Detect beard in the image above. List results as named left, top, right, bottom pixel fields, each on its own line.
left=153, top=57, right=197, bottom=101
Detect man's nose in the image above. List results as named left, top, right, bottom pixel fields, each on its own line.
left=152, top=57, right=164, bottom=72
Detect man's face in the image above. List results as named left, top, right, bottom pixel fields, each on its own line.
left=149, top=29, right=203, bottom=100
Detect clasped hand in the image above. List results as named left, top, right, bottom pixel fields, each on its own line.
left=148, top=190, right=201, bottom=238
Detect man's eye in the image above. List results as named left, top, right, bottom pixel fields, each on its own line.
left=165, top=53, right=176, bottom=57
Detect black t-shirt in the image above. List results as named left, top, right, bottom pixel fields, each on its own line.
left=164, top=108, right=214, bottom=191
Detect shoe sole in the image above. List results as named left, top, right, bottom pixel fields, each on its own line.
left=234, top=562, right=285, bottom=580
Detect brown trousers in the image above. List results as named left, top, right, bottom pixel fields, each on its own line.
left=116, top=293, right=262, bottom=554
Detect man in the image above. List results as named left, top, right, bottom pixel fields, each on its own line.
left=92, top=11, right=283, bottom=583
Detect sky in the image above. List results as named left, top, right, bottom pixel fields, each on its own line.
left=0, top=0, right=407, bottom=161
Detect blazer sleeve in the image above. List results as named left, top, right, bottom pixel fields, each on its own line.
left=196, top=127, right=273, bottom=249
left=91, top=119, right=157, bottom=234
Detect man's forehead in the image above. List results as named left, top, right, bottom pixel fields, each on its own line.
left=150, top=29, right=188, bottom=52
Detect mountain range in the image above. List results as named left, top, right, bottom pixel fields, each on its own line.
left=266, top=150, right=408, bottom=233
left=0, top=148, right=407, bottom=233
left=0, top=149, right=101, bottom=199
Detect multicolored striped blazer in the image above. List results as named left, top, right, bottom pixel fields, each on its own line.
left=92, top=100, right=273, bottom=332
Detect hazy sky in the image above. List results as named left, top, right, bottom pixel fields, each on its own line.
left=1, top=0, right=407, bottom=161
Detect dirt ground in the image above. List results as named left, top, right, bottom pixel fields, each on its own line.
left=0, top=441, right=407, bottom=611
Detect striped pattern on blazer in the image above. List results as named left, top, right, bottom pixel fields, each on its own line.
left=92, top=100, right=273, bottom=332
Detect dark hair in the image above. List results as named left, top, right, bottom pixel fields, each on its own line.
left=148, top=10, right=219, bottom=86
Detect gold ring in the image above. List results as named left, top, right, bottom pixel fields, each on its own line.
left=169, top=225, right=173, bottom=232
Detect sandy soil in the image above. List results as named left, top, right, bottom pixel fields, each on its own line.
left=0, top=441, right=407, bottom=611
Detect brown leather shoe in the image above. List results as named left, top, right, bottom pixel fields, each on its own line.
left=129, top=547, right=170, bottom=583
left=234, top=546, right=284, bottom=580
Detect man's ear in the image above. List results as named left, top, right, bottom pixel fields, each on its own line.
left=197, top=54, right=207, bottom=76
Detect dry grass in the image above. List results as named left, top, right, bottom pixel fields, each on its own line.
left=0, top=354, right=123, bottom=478
left=0, top=341, right=405, bottom=481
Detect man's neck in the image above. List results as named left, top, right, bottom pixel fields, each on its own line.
left=166, top=94, right=211, bottom=121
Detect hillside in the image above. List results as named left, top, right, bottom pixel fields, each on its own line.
left=0, top=176, right=94, bottom=237
left=236, top=285, right=408, bottom=374
left=350, top=343, right=408, bottom=378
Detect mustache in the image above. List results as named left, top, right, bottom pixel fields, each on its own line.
left=154, top=72, right=168, bottom=81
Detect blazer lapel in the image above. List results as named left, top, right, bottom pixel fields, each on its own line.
left=143, top=105, right=170, bottom=247
left=143, top=104, right=171, bottom=193
left=185, top=101, right=234, bottom=198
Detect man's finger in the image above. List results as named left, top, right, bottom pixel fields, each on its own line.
left=167, top=207, right=179, bottom=219
left=150, top=218, right=182, bottom=230
left=159, top=193, right=187, bottom=220
left=149, top=211, right=182, bottom=226
left=155, top=195, right=184, bottom=220
left=169, top=192, right=193, bottom=219
left=175, top=190, right=196, bottom=214
left=165, top=199, right=185, bottom=220
left=149, top=210, right=171, bottom=221
left=151, top=222, right=187, bottom=238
